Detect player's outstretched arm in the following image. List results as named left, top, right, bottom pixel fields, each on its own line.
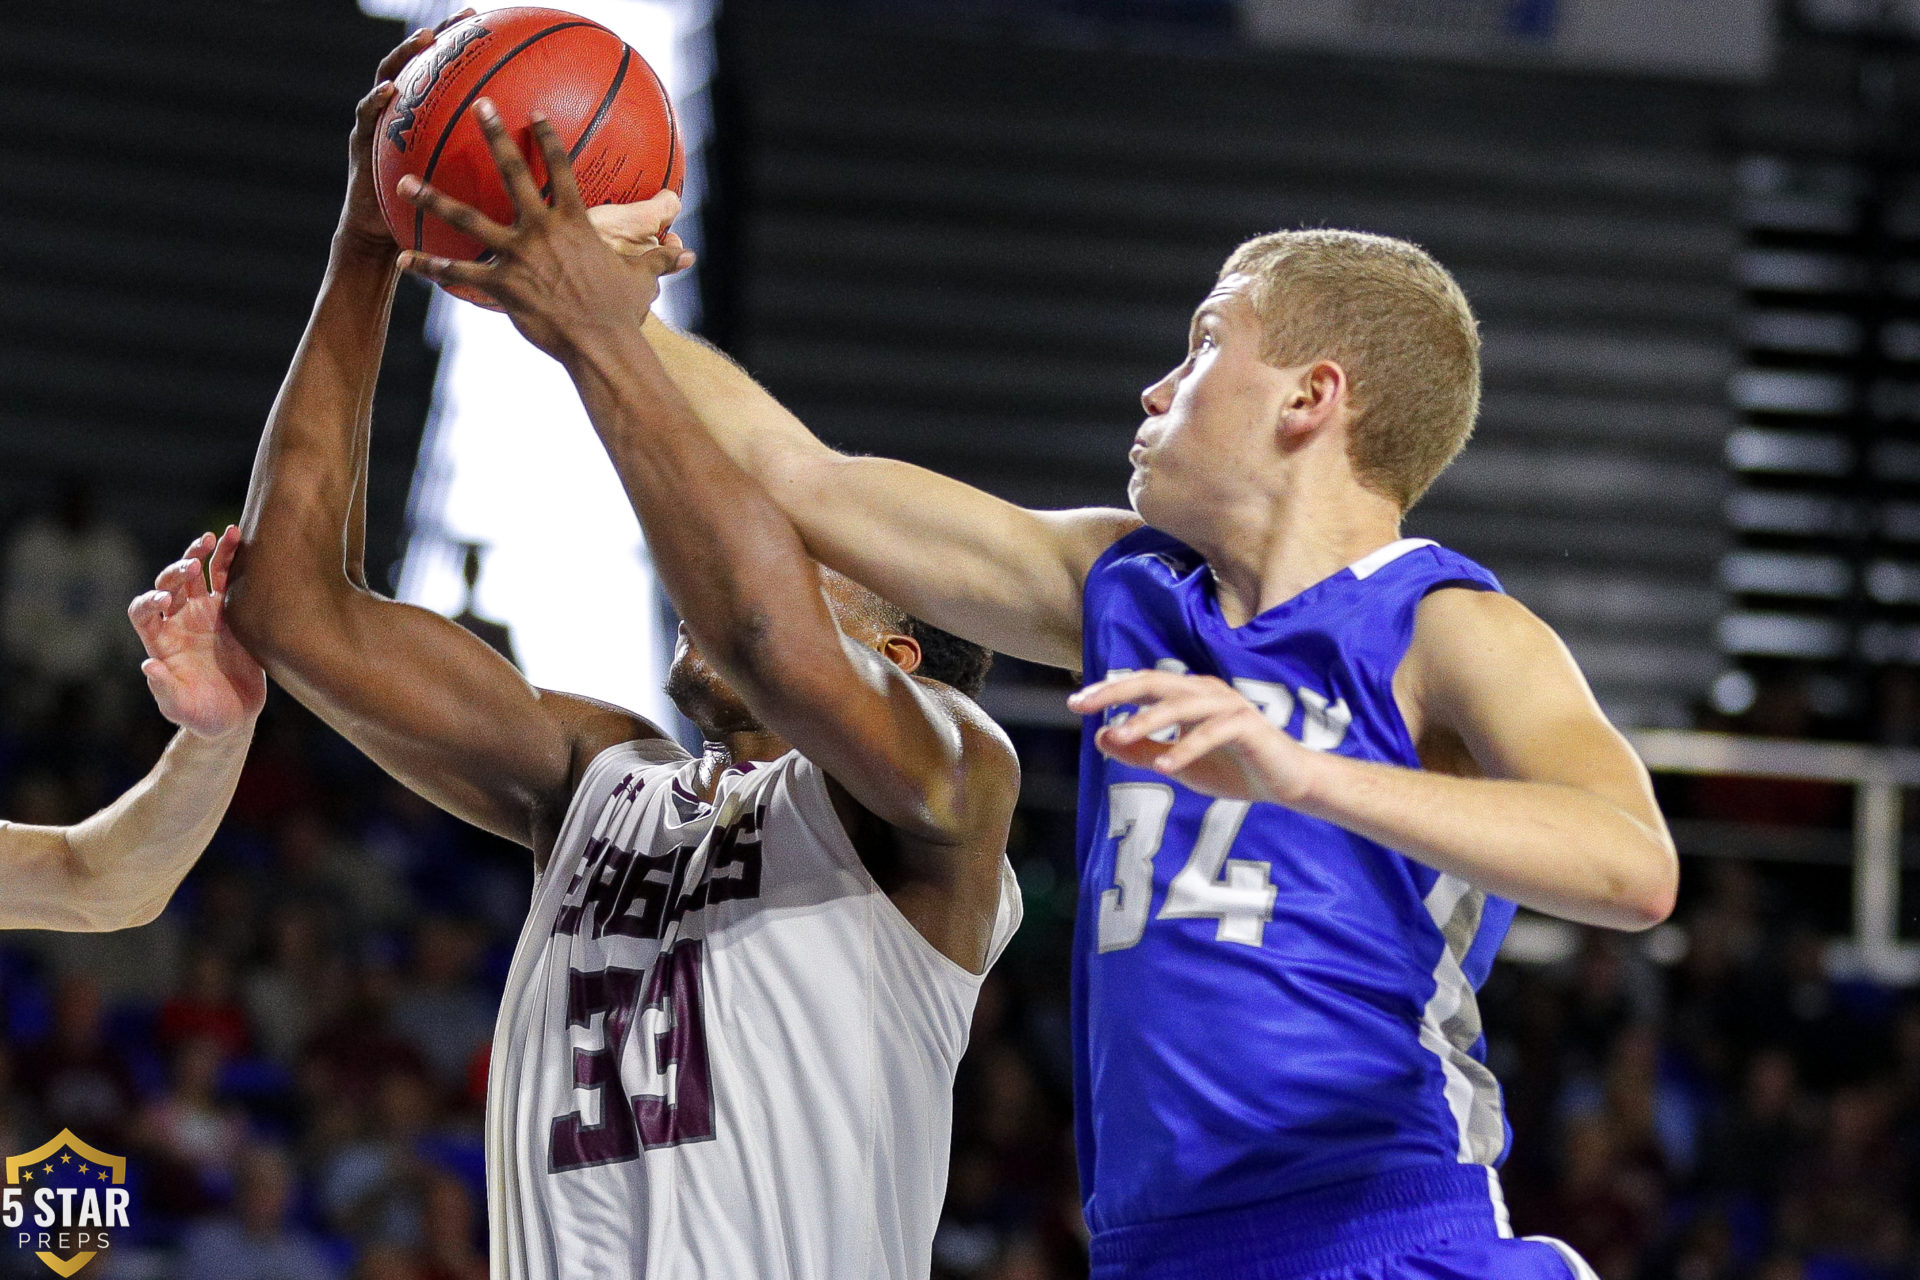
left=1071, top=589, right=1678, bottom=931
left=399, top=105, right=1020, bottom=853
left=225, top=30, right=663, bottom=859
left=590, top=207, right=1138, bottom=671
left=0, top=533, right=263, bottom=931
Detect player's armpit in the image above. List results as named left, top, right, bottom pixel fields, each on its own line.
left=642, top=318, right=1139, bottom=669
left=1393, top=588, right=1678, bottom=927
left=229, top=575, right=667, bottom=857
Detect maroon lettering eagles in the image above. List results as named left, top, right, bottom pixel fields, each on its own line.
left=552, top=780, right=766, bottom=942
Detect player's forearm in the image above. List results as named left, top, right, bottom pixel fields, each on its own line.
left=641, top=317, right=1106, bottom=668
left=566, top=336, right=848, bottom=696
left=231, top=242, right=399, bottom=646
left=1294, top=753, right=1677, bottom=930
left=642, top=315, right=832, bottom=479
left=0, top=725, right=253, bottom=931
left=569, top=336, right=970, bottom=833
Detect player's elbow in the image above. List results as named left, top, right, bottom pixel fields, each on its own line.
left=51, top=842, right=150, bottom=933
left=222, top=548, right=281, bottom=657
left=1609, top=840, right=1679, bottom=932
left=224, top=551, right=339, bottom=671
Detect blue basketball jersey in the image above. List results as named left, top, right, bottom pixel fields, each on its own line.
left=1074, top=528, right=1517, bottom=1241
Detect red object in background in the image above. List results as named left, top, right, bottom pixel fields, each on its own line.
left=464, top=1040, right=490, bottom=1111
left=1688, top=774, right=1852, bottom=829
left=372, top=6, right=685, bottom=308
left=156, top=1000, right=250, bottom=1059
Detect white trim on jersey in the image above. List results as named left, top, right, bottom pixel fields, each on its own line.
left=1487, top=1165, right=1513, bottom=1238
left=1348, top=537, right=1437, bottom=580
left=1527, top=1235, right=1604, bottom=1280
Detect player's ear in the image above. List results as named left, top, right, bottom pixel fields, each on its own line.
left=879, top=633, right=923, bottom=676
left=1278, top=360, right=1345, bottom=442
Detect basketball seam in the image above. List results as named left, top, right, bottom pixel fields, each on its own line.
left=411, top=19, right=601, bottom=250
left=570, top=45, right=633, bottom=163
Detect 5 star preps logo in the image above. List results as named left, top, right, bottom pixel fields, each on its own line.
left=3, top=1131, right=131, bottom=1276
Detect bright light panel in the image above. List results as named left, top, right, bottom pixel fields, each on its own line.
left=361, top=0, right=715, bottom=727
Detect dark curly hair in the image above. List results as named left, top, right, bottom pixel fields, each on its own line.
left=821, top=568, right=994, bottom=700
left=899, top=616, right=993, bottom=700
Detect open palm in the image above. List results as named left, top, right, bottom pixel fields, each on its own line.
left=128, top=527, right=267, bottom=738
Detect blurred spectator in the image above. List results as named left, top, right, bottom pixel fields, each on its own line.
left=1523, top=1114, right=1652, bottom=1279
left=390, top=920, right=493, bottom=1094
left=302, top=967, right=428, bottom=1111
left=268, top=808, right=407, bottom=937
left=417, top=1172, right=486, bottom=1280
left=0, top=1046, right=39, bottom=1169
left=176, top=1144, right=339, bottom=1280
left=354, top=1245, right=423, bottom=1280
left=319, top=1068, right=440, bottom=1246
left=17, top=975, right=138, bottom=1148
left=245, top=905, right=339, bottom=1066
left=157, top=950, right=250, bottom=1059
left=1561, top=933, right=1663, bottom=1074
left=1784, top=1084, right=1905, bottom=1265
left=1703, top=1046, right=1809, bottom=1208
left=134, top=1035, right=247, bottom=1214
left=0, top=479, right=140, bottom=712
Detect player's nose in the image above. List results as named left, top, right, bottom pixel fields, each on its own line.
left=1141, top=366, right=1177, bottom=416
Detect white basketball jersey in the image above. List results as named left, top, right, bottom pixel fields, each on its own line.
left=486, top=739, right=1022, bottom=1280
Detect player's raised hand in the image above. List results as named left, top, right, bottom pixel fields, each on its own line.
left=588, top=195, right=691, bottom=265
left=128, top=528, right=267, bottom=740
left=337, top=9, right=477, bottom=257
left=395, top=98, right=694, bottom=357
left=1069, top=671, right=1318, bottom=806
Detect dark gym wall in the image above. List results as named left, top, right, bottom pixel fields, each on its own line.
left=713, top=0, right=1742, bottom=727
left=0, top=0, right=436, bottom=582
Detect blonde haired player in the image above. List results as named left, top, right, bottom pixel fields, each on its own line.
left=403, top=123, right=1680, bottom=1277
left=0, top=528, right=262, bottom=932
left=225, top=30, right=1021, bottom=1280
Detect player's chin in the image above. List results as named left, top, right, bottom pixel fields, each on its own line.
left=1128, top=469, right=1180, bottom=531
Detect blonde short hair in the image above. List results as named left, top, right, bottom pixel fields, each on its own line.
left=1220, top=229, right=1480, bottom=510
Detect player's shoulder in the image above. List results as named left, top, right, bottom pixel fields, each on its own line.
left=1403, top=586, right=1580, bottom=714
left=548, top=690, right=687, bottom=796
left=1082, top=520, right=1199, bottom=587
left=916, top=678, right=1020, bottom=797
left=1411, top=586, right=1557, bottom=660
left=1042, top=507, right=1148, bottom=581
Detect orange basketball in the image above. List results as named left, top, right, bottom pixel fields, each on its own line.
left=373, top=6, right=684, bottom=306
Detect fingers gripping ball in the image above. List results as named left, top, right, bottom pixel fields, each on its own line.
left=373, top=6, right=684, bottom=307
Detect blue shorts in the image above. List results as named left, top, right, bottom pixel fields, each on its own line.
left=1089, top=1164, right=1597, bottom=1280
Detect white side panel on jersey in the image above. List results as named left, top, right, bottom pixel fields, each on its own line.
left=1416, top=873, right=1507, bottom=1166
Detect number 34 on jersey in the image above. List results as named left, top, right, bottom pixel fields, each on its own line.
left=1095, top=668, right=1351, bottom=954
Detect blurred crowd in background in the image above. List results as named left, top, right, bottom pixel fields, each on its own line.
left=4, top=491, right=1920, bottom=1280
